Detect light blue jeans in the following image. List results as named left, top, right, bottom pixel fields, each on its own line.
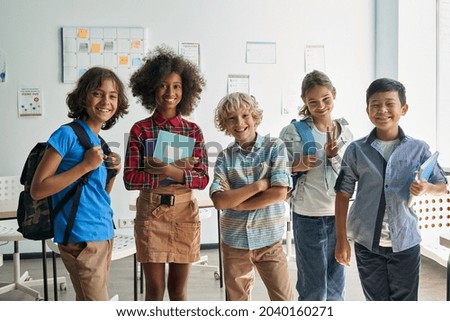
left=292, top=212, right=345, bottom=301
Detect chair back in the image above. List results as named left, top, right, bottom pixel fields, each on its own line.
left=412, top=184, right=450, bottom=267
left=0, top=176, right=21, bottom=201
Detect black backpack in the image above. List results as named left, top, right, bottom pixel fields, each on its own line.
left=16, top=121, right=112, bottom=244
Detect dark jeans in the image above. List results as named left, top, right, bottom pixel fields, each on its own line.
left=354, top=242, right=420, bottom=301
left=293, top=213, right=345, bottom=301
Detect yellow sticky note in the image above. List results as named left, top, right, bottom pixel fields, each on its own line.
left=91, top=43, right=101, bottom=53
left=119, top=55, right=129, bottom=65
left=77, top=28, right=89, bottom=39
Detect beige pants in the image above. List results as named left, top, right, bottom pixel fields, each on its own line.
left=222, top=240, right=294, bottom=301
left=58, top=239, right=113, bottom=301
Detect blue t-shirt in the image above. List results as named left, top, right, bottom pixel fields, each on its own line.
left=48, top=120, right=114, bottom=243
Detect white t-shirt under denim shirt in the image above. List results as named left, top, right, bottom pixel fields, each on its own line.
left=378, top=138, right=400, bottom=248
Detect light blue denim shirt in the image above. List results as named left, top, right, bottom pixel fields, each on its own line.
left=335, top=128, right=447, bottom=252
left=209, top=134, right=292, bottom=250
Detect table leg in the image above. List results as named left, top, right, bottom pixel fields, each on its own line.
left=447, top=253, right=450, bottom=301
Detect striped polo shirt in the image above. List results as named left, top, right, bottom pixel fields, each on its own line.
left=210, top=133, right=291, bottom=250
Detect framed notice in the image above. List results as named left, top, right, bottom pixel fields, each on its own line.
left=245, top=41, right=276, bottom=64
left=61, top=26, right=148, bottom=83
left=227, top=74, right=250, bottom=94
left=304, top=45, right=326, bottom=73
left=179, top=42, right=201, bottom=69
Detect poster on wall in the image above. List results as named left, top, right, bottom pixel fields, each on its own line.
left=304, top=45, right=326, bottom=73
left=245, top=41, right=276, bottom=64
left=227, top=74, right=250, bottom=94
left=18, top=87, right=43, bottom=117
left=0, top=50, right=6, bottom=83
left=61, top=26, right=148, bottom=83
left=179, top=42, right=201, bottom=69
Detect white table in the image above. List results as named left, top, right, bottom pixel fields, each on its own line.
left=0, top=197, right=66, bottom=300
left=0, top=199, right=18, bottom=220
left=440, top=233, right=450, bottom=249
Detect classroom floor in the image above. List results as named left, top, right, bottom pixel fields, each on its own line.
left=0, top=245, right=447, bottom=301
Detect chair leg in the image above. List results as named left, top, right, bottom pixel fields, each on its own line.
left=41, top=240, right=48, bottom=301
left=140, top=263, right=144, bottom=294
left=52, top=251, right=58, bottom=301
left=217, top=210, right=224, bottom=289
left=133, top=254, right=137, bottom=301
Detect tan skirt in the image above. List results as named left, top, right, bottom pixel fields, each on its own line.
left=134, top=184, right=200, bottom=263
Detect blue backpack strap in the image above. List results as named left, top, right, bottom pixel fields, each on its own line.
left=291, top=120, right=316, bottom=155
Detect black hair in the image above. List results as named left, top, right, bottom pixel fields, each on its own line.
left=366, top=78, right=406, bottom=106
left=129, top=45, right=206, bottom=116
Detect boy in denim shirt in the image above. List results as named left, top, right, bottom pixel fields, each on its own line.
left=334, top=78, right=447, bottom=300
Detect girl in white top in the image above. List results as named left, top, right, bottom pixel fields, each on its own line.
left=279, top=70, right=353, bottom=301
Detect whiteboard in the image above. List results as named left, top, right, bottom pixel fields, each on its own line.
left=61, top=26, right=148, bottom=83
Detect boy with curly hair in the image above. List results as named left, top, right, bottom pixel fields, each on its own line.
left=210, top=92, right=294, bottom=301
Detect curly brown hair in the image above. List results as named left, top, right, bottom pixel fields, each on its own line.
left=129, top=45, right=206, bottom=116
left=66, top=67, right=129, bottom=130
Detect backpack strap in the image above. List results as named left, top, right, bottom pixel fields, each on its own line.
left=68, top=121, right=111, bottom=157
left=57, top=121, right=95, bottom=244
left=68, top=121, right=116, bottom=183
left=291, top=119, right=316, bottom=155
left=67, top=121, right=92, bottom=150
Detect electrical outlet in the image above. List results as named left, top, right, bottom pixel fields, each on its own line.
left=118, top=218, right=135, bottom=228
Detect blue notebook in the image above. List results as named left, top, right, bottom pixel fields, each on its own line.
left=153, top=130, right=195, bottom=163
left=418, top=151, right=439, bottom=180
left=407, top=151, right=440, bottom=207
left=145, top=138, right=157, bottom=157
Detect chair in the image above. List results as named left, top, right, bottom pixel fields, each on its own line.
left=412, top=184, right=450, bottom=300
left=192, top=207, right=220, bottom=280
left=0, top=176, right=67, bottom=301
left=46, top=233, right=138, bottom=300
left=0, top=225, right=42, bottom=300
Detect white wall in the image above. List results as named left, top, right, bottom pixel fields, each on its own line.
left=398, top=0, right=438, bottom=151
left=375, top=0, right=439, bottom=155
left=0, top=0, right=375, bottom=254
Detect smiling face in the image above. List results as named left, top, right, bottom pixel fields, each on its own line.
left=303, top=85, right=335, bottom=120
left=85, top=78, right=118, bottom=129
left=155, top=72, right=182, bottom=118
left=366, top=90, right=408, bottom=140
left=225, top=104, right=257, bottom=147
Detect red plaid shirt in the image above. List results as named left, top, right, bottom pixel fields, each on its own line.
left=123, top=111, right=209, bottom=190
